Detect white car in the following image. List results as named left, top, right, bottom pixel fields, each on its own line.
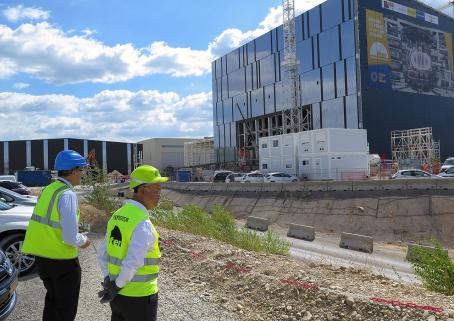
left=264, top=172, right=299, bottom=183
left=390, top=169, right=441, bottom=179
left=241, top=172, right=265, bottom=183
left=0, top=201, right=35, bottom=275
left=225, top=173, right=245, bottom=183
left=441, top=158, right=454, bottom=172
left=0, top=187, right=38, bottom=206
left=439, top=166, right=454, bottom=177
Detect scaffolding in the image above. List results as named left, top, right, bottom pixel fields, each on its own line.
left=391, top=127, right=441, bottom=168
left=184, top=138, right=215, bottom=167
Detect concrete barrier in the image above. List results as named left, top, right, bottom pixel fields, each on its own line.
left=211, top=183, right=230, bottom=192
left=406, top=243, right=448, bottom=262
left=282, top=182, right=305, bottom=192
left=246, top=216, right=269, bottom=232
left=236, top=183, right=263, bottom=193
left=352, top=181, right=379, bottom=191
left=287, top=224, right=315, bottom=241
left=339, top=232, right=374, bottom=253
left=189, top=183, right=212, bottom=192
left=304, top=181, right=328, bottom=192
left=377, top=180, right=406, bottom=191
left=406, top=179, right=437, bottom=190
left=327, top=181, right=353, bottom=192
left=261, top=183, right=283, bottom=193
left=436, top=178, right=454, bottom=190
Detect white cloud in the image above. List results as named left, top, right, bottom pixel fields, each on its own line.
left=0, top=1, right=326, bottom=84
left=3, top=5, right=50, bottom=22
left=13, top=82, right=29, bottom=89
left=0, top=90, right=213, bottom=141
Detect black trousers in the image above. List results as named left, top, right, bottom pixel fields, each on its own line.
left=35, top=257, right=81, bottom=321
left=110, top=293, right=158, bottom=321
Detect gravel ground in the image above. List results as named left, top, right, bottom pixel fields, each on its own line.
left=8, top=234, right=240, bottom=321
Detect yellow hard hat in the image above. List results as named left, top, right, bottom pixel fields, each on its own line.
left=130, top=165, right=168, bottom=189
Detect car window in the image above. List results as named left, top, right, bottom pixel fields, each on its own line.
left=283, top=174, right=291, bottom=177
left=0, top=201, right=13, bottom=210
left=444, top=159, right=454, bottom=165
left=413, top=171, right=423, bottom=177
left=401, top=171, right=412, bottom=176
left=0, top=192, right=14, bottom=202
left=447, top=167, right=454, bottom=174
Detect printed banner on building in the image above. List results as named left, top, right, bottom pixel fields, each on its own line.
left=382, top=0, right=439, bottom=25
left=366, top=9, right=454, bottom=97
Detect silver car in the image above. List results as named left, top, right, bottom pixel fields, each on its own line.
left=0, top=187, right=37, bottom=206
left=391, top=169, right=441, bottom=179
left=439, top=166, right=454, bottom=178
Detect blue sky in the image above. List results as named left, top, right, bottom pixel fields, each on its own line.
left=0, top=0, right=449, bottom=142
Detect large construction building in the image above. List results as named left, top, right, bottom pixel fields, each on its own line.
left=212, top=0, right=454, bottom=168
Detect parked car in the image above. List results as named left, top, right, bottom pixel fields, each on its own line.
left=0, top=187, right=37, bottom=206
left=212, top=171, right=232, bottom=183
left=0, top=181, right=31, bottom=196
left=225, top=173, right=245, bottom=183
left=441, top=158, right=454, bottom=172
left=390, top=169, right=441, bottom=179
left=0, top=176, right=16, bottom=183
left=241, top=172, right=265, bottom=183
left=0, top=201, right=36, bottom=276
left=0, top=249, right=18, bottom=320
left=439, top=166, right=454, bottom=178
left=264, top=172, right=299, bottom=183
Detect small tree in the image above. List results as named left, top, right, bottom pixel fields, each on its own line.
left=83, top=166, right=122, bottom=214
left=409, top=240, right=454, bottom=295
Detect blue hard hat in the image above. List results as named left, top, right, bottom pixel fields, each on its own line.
left=54, top=150, right=87, bottom=170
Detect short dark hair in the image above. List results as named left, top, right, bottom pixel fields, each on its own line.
left=58, top=170, right=73, bottom=177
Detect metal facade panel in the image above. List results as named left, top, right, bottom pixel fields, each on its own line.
left=0, top=142, right=3, bottom=174
left=31, top=140, right=44, bottom=170
left=68, top=139, right=84, bottom=156
left=48, top=139, right=64, bottom=170
left=107, top=142, right=128, bottom=174
left=9, top=140, right=26, bottom=171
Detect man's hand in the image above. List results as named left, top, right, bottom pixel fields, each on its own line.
left=80, top=236, right=91, bottom=249
left=98, top=280, right=121, bottom=304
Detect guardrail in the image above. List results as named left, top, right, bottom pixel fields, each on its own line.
left=163, top=178, right=454, bottom=193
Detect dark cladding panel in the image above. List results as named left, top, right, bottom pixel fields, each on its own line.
left=259, top=54, right=276, bottom=87
left=276, top=26, right=284, bottom=52
left=309, top=5, right=321, bottom=36
left=322, top=0, right=343, bottom=31
left=247, top=41, right=255, bottom=65
left=341, top=20, right=355, bottom=59
left=107, top=142, right=128, bottom=174
left=225, top=123, right=231, bottom=147
left=346, top=56, right=357, bottom=95
left=336, top=60, right=346, bottom=97
left=345, top=95, right=359, bottom=129
left=227, top=49, right=240, bottom=73
left=88, top=140, right=103, bottom=168
left=301, top=68, right=322, bottom=105
left=223, top=99, right=233, bottom=123
left=47, top=139, right=64, bottom=170
left=255, top=32, right=272, bottom=60
left=221, top=75, right=228, bottom=100
left=219, top=124, right=225, bottom=148
left=295, top=14, right=303, bottom=43
left=214, top=126, right=220, bottom=149
left=322, top=64, right=336, bottom=101
left=228, top=67, right=245, bottom=98
left=275, top=81, right=286, bottom=112
left=68, top=139, right=84, bottom=156
left=31, top=140, right=44, bottom=170
left=319, top=26, right=340, bottom=67
left=297, top=39, right=313, bottom=74
left=216, top=102, right=223, bottom=125
left=9, top=141, right=26, bottom=171
left=251, top=88, right=265, bottom=117
left=264, top=84, right=275, bottom=115
left=312, top=103, right=321, bottom=129
left=322, top=97, right=345, bottom=128
left=233, top=93, right=248, bottom=122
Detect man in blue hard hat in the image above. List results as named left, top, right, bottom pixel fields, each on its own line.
left=22, top=150, right=92, bottom=321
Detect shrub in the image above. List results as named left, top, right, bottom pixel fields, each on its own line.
left=83, top=167, right=122, bottom=214
left=409, top=240, right=454, bottom=295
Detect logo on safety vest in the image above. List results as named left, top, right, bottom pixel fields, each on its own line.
left=109, top=226, right=122, bottom=247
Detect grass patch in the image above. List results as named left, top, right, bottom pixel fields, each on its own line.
left=152, top=203, right=290, bottom=256
left=409, top=240, right=454, bottom=295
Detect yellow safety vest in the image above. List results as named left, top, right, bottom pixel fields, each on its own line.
left=106, top=203, right=160, bottom=297
left=22, top=180, right=80, bottom=259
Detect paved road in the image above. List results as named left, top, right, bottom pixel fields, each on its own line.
left=8, top=234, right=239, bottom=321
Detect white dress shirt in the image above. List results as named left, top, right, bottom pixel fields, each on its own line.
left=97, top=199, right=156, bottom=288
left=57, top=178, right=87, bottom=248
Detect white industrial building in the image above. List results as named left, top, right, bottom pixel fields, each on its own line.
left=259, top=128, right=370, bottom=180
left=139, top=138, right=200, bottom=171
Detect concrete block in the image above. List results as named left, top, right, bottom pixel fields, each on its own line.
left=235, top=183, right=262, bottom=193
left=211, top=183, right=229, bottom=192
left=435, top=178, right=454, bottom=190
left=188, top=183, right=212, bottom=192
left=339, top=232, right=373, bottom=253
left=246, top=216, right=269, bottom=232
left=304, top=181, right=328, bottom=192
left=405, top=179, right=437, bottom=190
left=352, top=181, right=379, bottom=191
left=327, top=181, right=353, bottom=192
left=261, top=183, right=283, bottom=193
left=406, top=243, right=448, bottom=262
left=287, top=224, right=315, bottom=241
left=282, top=182, right=305, bottom=192
left=377, top=180, right=406, bottom=191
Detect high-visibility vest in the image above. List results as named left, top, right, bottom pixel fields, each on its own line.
left=22, top=180, right=80, bottom=259
left=106, top=203, right=160, bottom=297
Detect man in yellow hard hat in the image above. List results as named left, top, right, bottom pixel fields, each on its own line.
left=97, top=165, right=167, bottom=321
left=22, top=150, right=92, bottom=321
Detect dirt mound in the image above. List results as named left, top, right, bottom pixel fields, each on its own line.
left=79, top=203, right=111, bottom=232
left=159, top=228, right=454, bottom=321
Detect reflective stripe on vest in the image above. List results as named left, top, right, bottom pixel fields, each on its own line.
left=109, top=273, right=159, bottom=283
left=29, top=185, right=69, bottom=229
left=107, top=255, right=160, bottom=266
